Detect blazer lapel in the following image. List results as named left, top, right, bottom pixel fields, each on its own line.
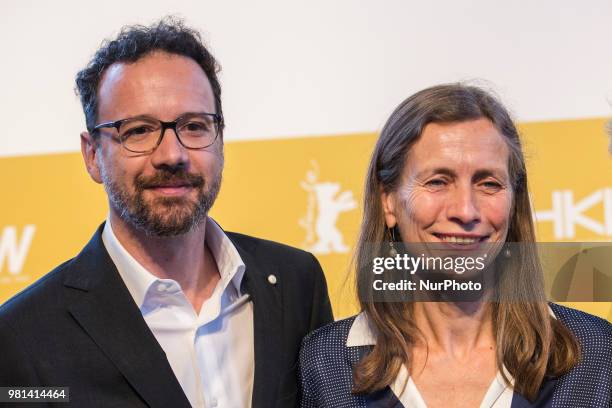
left=64, top=226, right=190, bottom=408
left=365, top=387, right=405, bottom=408
left=349, top=346, right=404, bottom=408
left=232, top=237, right=284, bottom=408
left=510, top=376, right=557, bottom=408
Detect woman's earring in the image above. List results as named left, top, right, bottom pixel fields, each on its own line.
left=388, top=227, right=398, bottom=257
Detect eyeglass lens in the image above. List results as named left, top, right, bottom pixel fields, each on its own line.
left=117, top=115, right=217, bottom=152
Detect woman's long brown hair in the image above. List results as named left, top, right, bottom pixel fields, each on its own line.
left=352, top=84, right=580, bottom=401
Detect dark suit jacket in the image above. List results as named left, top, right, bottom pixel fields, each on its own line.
left=299, top=303, right=612, bottom=407
left=0, top=224, right=333, bottom=407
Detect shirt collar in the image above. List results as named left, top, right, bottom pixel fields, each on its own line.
left=346, top=312, right=377, bottom=347
left=346, top=306, right=557, bottom=347
left=101, top=216, right=246, bottom=309
left=205, top=217, right=246, bottom=295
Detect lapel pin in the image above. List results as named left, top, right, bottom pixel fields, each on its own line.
left=267, top=274, right=277, bottom=285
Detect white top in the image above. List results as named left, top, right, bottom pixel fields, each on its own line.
left=346, top=313, right=514, bottom=408
left=102, top=217, right=254, bottom=408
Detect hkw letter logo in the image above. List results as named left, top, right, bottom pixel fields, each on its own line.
left=534, top=188, right=612, bottom=239
left=0, top=225, right=36, bottom=275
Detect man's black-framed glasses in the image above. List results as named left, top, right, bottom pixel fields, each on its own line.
left=92, top=112, right=222, bottom=153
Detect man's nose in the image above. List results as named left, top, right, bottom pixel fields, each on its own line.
left=446, top=183, right=481, bottom=227
left=150, top=127, right=188, bottom=169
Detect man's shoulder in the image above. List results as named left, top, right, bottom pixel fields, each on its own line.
left=226, top=231, right=319, bottom=265
left=0, top=258, right=75, bottom=320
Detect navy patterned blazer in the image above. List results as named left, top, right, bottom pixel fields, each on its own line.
left=299, top=303, right=612, bottom=407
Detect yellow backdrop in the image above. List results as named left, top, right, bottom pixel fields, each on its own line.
left=0, top=117, right=610, bottom=320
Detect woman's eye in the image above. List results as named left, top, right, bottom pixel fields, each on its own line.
left=424, top=179, right=448, bottom=190
left=426, top=179, right=446, bottom=186
left=481, top=181, right=503, bottom=191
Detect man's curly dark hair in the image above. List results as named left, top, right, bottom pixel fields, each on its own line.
left=75, top=16, right=223, bottom=135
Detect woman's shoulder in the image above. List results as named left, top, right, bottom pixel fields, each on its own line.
left=549, top=304, right=612, bottom=404
left=550, top=303, right=612, bottom=344
left=301, top=315, right=359, bottom=353
left=299, top=316, right=368, bottom=406
left=299, top=316, right=361, bottom=387
left=550, top=302, right=612, bottom=372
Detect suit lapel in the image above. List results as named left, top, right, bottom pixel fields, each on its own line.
left=231, top=236, right=284, bottom=408
left=64, top=226, right=190, bottom=408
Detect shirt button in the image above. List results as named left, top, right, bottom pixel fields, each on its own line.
left=157, top=283, right=169, bottom=292
left=209, top=398, right=218, bottom=407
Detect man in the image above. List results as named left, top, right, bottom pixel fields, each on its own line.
left=0, top=18, right=333, bottom=407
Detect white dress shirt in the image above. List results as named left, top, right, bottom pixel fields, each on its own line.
left=346, top=313, right=514, bottom=408
left=102, top=217, right=254, bottom=408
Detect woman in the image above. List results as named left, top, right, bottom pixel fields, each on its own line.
left=299, top=84, right=612, bottom=407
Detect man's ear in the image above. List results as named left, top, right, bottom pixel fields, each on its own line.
left=81, top=131, right=102, bottom=184
left=380, top=189, right=397, bottom=228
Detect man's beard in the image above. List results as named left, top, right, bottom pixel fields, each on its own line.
left=102, top=167, right=222, bottom=237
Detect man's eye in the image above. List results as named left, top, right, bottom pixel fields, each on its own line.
left=183, top=121, right=210, bottom=132
left=123, top=126, right=154, bottom=137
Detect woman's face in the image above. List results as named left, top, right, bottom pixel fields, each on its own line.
left=381, top=118, right=513, bottom=246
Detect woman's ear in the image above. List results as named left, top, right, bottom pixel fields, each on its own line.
left=380, top=189, right=397, bottom=228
